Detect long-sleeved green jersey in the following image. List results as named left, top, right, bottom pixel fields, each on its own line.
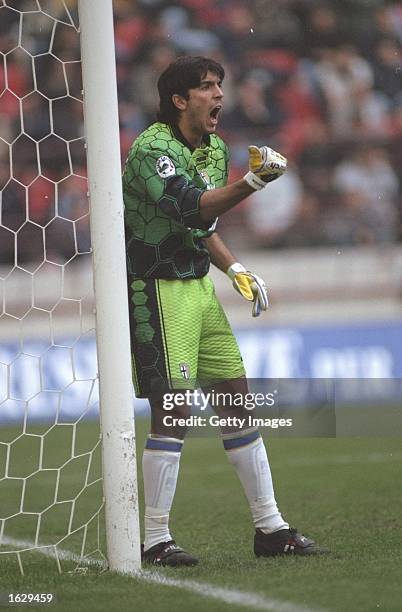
left=123, top=122, right=229, bottom=279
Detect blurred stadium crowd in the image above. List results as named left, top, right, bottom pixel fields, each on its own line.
left=0, top=0, right=401, bottom=267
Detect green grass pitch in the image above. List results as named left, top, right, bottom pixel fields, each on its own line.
left=0, top=417, right=401, bottom=612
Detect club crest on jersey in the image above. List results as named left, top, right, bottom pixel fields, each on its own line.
left=179, top=363, right=190, bottom=380
left=156, top=155, right=176, bottom=178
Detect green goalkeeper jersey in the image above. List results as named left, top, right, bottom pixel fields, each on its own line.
left=123, top=122, right=229, bottom=279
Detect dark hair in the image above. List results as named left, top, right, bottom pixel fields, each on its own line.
left=157, top=56, right=225, bottom=125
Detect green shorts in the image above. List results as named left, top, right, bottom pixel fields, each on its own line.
left=128, top=276, right=245, bottom=398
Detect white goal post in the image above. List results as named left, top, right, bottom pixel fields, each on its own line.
left=0, top=0, right=141, bottom=574
left=78, top=0, right=141, bottom=573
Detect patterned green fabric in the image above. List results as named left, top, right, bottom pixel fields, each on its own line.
left=123, top=122, right=229, bottom=279
left=128, top=276, right=245, bottom=397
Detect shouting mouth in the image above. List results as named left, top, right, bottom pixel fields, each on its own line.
left=209, top=105, right=222, bottom=126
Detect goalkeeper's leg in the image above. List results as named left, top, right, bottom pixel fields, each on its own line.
left=142, top=397, right=198, bottom=566
left=197, top=284, right=287, bottom=535
left=128, top=278, right=201, bottom=565
left=142, top=399, right=186, bottom=552
left=204, top=377, right=289, bottom=535
left=205, top=378, right=327, bottom=556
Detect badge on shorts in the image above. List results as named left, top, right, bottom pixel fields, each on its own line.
left=179, top=363, right=190, bottom=380
left=156, top=155, right=176, bottom=178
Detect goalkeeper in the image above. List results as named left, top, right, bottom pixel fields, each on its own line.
left=123, top=56, right=325, bottom=566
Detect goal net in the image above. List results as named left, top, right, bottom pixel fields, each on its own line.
left=0, top=0, right=139, bottom=574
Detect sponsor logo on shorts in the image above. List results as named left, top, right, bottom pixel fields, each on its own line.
left=180, top=363, right=190, bottom=379
left=156, top=155, right=176, bottom=178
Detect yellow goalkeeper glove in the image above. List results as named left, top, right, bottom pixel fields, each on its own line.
left=227, top=263, right=269, bottom=317
left=244, top=145, right=287, bottom=190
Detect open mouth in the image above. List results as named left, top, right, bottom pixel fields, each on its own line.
left=209, top=105, right=222, bottom=124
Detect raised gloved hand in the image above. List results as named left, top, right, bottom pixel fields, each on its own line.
left=243, top=145, right=287, bottom=191
left=227, top=263, right=269, bottom=317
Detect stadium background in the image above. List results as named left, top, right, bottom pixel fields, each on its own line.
left=1, top=6, right=402, bottom=609
left=0, top=0, right=402, bottom=424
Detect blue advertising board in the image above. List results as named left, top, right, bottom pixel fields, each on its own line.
left=1, top=320, right=401, bottom=423
left=237, top=320, right=402, bottom=378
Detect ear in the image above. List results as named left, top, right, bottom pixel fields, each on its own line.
left=172, top=93, right=187, bottom=111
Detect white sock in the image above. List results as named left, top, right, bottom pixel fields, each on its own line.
left=142, top=435, right=183, bottom=551
left=223, top=429, right=289, bottom=534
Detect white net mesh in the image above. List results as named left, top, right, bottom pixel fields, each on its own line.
left=0, top=0, right=106, bottom=573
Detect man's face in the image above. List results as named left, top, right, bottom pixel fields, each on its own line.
left=176, top=71, right=224, bottom=138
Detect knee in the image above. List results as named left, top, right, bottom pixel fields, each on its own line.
left=151, top=403, right=191, bottom=439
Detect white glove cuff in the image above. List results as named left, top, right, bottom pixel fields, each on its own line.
left=243, top=171, right=266, bottom=191
left=227, top=262, right=246, bottom=280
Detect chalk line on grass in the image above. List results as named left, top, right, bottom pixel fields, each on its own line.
left=1, top=536, right=324, bottom=612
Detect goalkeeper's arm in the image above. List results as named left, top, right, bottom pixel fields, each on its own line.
left=205, top=233, right=269, bottom=318
left=204, top=232, right=236, bottom=273
left=200, top=145, right=286, bottom=221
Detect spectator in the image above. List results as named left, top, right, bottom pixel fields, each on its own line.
left=19, top=92, right=51, bottom=142
left=216, top=4, right=260, bottom=70
left=129, top=43, right=177, bottom=123
left=314, top=44, right=375, bottom=138
left=253, top=1, right=302, bottom=51
left=246, top=164, right=304, bottom=247
left=0, top=0, right=401, bottom=263
left=222, top=72, right=285, bottom=132
left=322, top=188, right=396, bottom=245
left=285, top=191, right=326, bottom=247
left=332, top=147, right=399, bottom=244
left=359, top=5, right=402, bottom=58
left=352, top=84, right=391, bottom=139
left=300, top=4, right=344, bottom=58
left=160, top=5, right=221, bottom=55
left=334, top=147, right=399, bottom=214
left=373, top=38, right=402, bottom=102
